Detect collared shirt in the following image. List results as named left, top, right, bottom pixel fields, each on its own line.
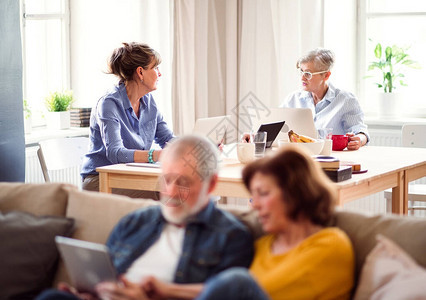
left=81, top=83, right=174, bottom=177
left=281, top=82, right=369, bottom=141
left=106, top=200, right=254, bottom=283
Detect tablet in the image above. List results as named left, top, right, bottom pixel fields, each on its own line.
left=55, top=236, right=118, bottom=294
left=257, top=121, right=285, bottom=148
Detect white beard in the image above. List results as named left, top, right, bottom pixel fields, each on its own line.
left=160, top=181, right=209, bottom=225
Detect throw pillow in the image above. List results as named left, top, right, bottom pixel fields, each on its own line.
left=0, top=211, right=74, bottom=300
left=354, top=234, right=426, bottom=300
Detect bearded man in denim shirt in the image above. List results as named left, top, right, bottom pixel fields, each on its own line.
left=38, top=135, right=254, bottom=300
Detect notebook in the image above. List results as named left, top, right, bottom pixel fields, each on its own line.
left=55, top=236, right=117, bottom=294
left=192, top=115, right=231, bottom=145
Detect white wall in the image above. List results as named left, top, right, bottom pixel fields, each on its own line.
left=324, top=0, right=357, bottom=95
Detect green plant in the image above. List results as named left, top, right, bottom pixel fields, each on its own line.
left=367, top=43, right=420, bottom=93
left=23, top=99, right=31, bottom=119
left=45, top=90, right=74, bottom=112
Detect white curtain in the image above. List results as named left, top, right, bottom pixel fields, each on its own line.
left=172, top=0, right=238, bottom=138
left=172, top=0, right=324, bottom=137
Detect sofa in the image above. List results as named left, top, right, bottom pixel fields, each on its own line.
left=1, top=182, right=425, bottom=299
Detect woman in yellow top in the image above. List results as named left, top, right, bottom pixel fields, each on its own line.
left=96, top=146, right=355, bottom=300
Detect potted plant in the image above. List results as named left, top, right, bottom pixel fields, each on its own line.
left=366, top=43, right=420, bottom=116
left=23, top=99, right=32, bottom=134
left=45, top=90, right=74, bottom=130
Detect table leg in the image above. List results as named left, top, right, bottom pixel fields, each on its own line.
left=99, top=172, right=112, bottom=193
left=391, top=171, right=404, bottom=215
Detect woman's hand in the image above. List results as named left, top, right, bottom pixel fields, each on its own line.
left=241, top=133, right=252, bottom=143
left=346, top=133, right=366, bottom=150
left=96, top=277, right=149, bottom=300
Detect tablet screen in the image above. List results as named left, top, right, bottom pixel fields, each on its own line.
left=258, top=121, right=285, bottom=148
left=55, top=236, right=118, bottom=294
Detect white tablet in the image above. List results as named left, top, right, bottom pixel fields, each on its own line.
left=55, top=236, right=118, bottom=294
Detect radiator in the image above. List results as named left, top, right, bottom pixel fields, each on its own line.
left=368, top=129, right=401, bottom=147
left=25, top=146, right=82, bottom=189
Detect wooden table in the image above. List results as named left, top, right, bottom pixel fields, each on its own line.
left=97, top=146, right=426, bottom=215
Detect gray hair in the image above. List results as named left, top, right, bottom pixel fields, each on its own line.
left=297, top=48, right=335, bottom=71
left=161, top=135, right=219, bottom=181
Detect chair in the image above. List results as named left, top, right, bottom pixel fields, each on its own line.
left=37, top=137, right=89, bottom=188
left=385, top=124, right=426, bottom=214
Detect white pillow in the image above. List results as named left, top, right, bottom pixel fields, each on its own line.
left=354, top=234, right=426, bottom=300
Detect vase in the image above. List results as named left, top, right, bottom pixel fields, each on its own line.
left=46, top=111, right=70, bottom=130
left=377, top=93, right=401, bottom=118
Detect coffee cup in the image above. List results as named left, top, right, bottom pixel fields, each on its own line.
left=237, top=143, right=255, bottom=164
left=331, top=135, right=349, bottom=151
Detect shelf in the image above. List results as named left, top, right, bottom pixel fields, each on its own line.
left=25, top=126, right=90, bottom=147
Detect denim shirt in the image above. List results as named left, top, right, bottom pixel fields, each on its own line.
left=106, top=201, right=254, bottom=283
left=81, top=82, right=174, bottom=177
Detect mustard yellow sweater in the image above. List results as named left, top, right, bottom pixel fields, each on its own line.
left=250, top=228, right=354, bottom=300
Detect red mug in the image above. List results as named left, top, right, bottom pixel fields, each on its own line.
left=331, top=135, right=349, bottom=151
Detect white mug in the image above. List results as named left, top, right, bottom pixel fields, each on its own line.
left=237, top=143, right=255, bottom=164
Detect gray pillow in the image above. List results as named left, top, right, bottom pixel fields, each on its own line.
left=0, top=211, right=74, bottom=300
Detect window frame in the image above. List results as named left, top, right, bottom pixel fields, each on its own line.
left=357, top=0, right=426, bottom=117
left=20, top=0, right=71, bottom=127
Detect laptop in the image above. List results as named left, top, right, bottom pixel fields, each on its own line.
left=192, top=115, right=231, bottom=145
left=257, top=121, right=286, bottom=148
left=55, top=236, right=117, bottom=294
left=252, top=108, right=317, bottom=146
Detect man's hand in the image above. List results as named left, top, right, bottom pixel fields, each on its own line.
left=57, top=282, right=97, bottom=300
left=141, top=276, right=171, bottom=300
left=346, top=133, right=366, bottom=151
left=96, top=277, right=149, bottom=300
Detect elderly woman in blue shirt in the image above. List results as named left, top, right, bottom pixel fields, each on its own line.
left=281, top=48, right=369, bottom=150
left=81, top=42, right=174, bottom=195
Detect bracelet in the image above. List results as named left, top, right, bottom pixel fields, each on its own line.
left=148, top=149, right=155, bottom=164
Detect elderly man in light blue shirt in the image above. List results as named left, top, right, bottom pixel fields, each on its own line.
left=281, top=48, right=369, bottom=150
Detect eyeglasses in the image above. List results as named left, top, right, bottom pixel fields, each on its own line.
left=298, top=69, right=329, bottom=80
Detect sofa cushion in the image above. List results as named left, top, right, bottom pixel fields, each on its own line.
left=354, top=235, right=426, bottom=300
left=0, top=211, right=74, bottom=300
left=0, top=182, right=74, bottom=217
left=331, top=210, right=426, bottom=283
left=53, top=189, right=159, bottom=285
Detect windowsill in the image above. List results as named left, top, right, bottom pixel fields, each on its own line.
left=365, top=115, right=426, bottom=128
left=25, top=126, right=90, bottom=147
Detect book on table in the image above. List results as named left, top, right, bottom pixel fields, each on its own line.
left=313, top=156, right=340, bottom=170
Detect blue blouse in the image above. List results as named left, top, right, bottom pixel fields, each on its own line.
left=81, top=83, right=174, bottom=177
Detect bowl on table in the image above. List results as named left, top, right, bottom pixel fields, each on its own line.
left=278, top=139, right=325, bottom=155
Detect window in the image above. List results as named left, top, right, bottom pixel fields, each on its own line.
left=21, top=0, right=70, bottom=126
left=359, top=0, right=426, bottom=117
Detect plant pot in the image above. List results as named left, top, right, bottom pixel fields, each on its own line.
left=46, top=111, right=70, bottom=130
left=377, top=93, right=401, bottom=118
